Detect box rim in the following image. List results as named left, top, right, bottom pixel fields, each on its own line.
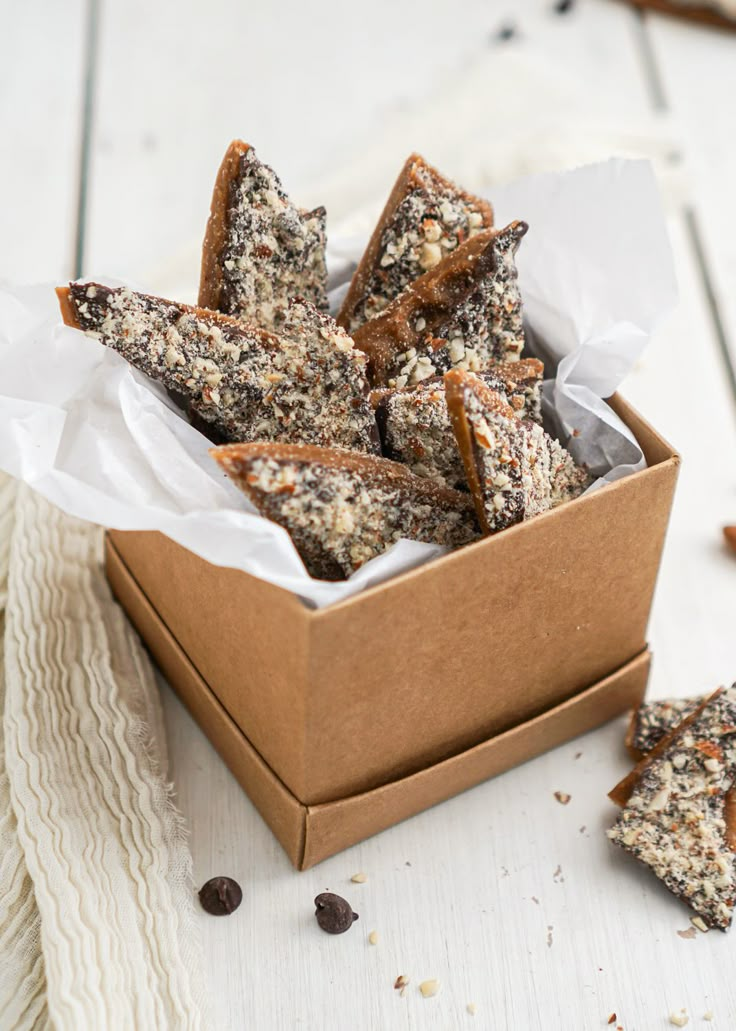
left=309, top=393, right=680, bottom=617
left=113, top=390, right=677, bottom=620
left=315, top=454, right=678, bottom=618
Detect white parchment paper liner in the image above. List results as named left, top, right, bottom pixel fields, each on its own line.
left=0, top=159, right=676, bottom=608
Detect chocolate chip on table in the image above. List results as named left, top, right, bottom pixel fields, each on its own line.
left=314, top=892, right=358, bottom=934
left=198, top=876, right=243, bottom=916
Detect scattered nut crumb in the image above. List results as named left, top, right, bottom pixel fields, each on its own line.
left=607, top=1014, right=616, bottom=1025
left=394, top=975, right=409, bottom=996
left=668, top=1011, right=689, bottom=1027
left=723, top=526, right=736, bottom=552
left=467, top=1002, right=476, bottom=1016
left=546, top=925, right=554, bottom=948
left=368, top=930, right=378, bottom=945
left=351, top=872, right=367, bottom=884
left=553, top=864, right=564, bottom=883
left=677, top=927, right=697, bottom=940
left=531, top=896, right=540, bottom=905
left=500, top=865, right=510, bottom=878
left=554, top=791, right=572, bottom=805
left=579, top=825, right=587, bottom=834
left=419, top=979, right=440, bottom=998
left=703, top=1011, right=713, bottom=1022
left=690, top=916, right=709, bottom=933
left=574, top=750, right=583, bottom=759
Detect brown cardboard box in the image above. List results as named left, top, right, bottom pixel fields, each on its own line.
left=105, top=394, right=678, bottom=869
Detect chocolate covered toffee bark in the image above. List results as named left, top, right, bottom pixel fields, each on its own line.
left=199, top=140, right=327, bottom=327
left=211, top=442, right=480, bottom=580
left=626, top=696, right=704, bottom=760
left=608, top=687, right=736, bottom=930
left=444, top=370, right=589, bottom=534
left=352, top=224, right=528, bottom=388
left=338, top=154, right=493, bottom=334
left=57, top=285, right=379, bottom=454
left=373, top=359, right=543, bottom=489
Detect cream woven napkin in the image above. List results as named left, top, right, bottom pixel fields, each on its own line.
left=0, top=473, right=208, bottom=1029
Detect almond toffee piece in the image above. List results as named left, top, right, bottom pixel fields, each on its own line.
left=338, top=153, right=493, bottom=335
left=626, top=696, right=704, bottom=760
left=57, top=285, right=379, bottom=454
left=352, top=224, right=528, bottom=389
left=211, top=442, right=480, bottom=581
left=444, top=370, right=589, bottom=535
left=608, top=687, right=736, bottom=931
left=372, top=359, right=543, bottom=489
left=199, top=140, right=328, bottom=328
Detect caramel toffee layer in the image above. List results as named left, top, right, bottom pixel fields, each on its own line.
left=445, top=371, right=589, bottom=535
left=353, top=223, right=528, bottom=389
left=373, top=359, right=543, bottom=489
left=339, top=154, right=493, bottom=335
left=608, top=687, right=736, bottom=931
left=211, top=442, right=480, bottom=581
left=200, top=141, right=327, bottom=327
left=60, top=285, right=379, bottom=454
left=628, top=697, right=704, bottom=759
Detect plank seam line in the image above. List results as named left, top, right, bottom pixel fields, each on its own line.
left=683, top=205, right=736, bottom=406
left=73, top=0, right=101, bottom=279
left=632, top=10, right=668, bottom=113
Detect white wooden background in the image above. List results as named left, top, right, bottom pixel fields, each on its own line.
left=3, top=1, right=736, bottom=1027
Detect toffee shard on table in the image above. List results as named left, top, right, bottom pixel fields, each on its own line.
left=210, top=441, right=480, bottom=581
left=627, top=696, right=705, bottom=758
left=608, top=686, right=736, bottom=931
left=444, top=370, right=589, bottom=535
left=58, top=285, right=379, bottom=454
left=352, top=223, right=528, bottom=389
left=199, top=140, right=328, bottom=327
left=372, top=358, right=543, bottom=490
left=338, top=152, right=493, bottom=335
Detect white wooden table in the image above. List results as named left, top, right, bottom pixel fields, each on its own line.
left=3, top=1, right=736, bottom=1027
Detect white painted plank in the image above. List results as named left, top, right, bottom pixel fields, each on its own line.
left=622, top=212, right=736, bottom=698
left=644, top=11, right=736, bottom=365
left=0, top=1, right=86, bottom=281
left=84, top=0, right=659, bottom=297
left=318, top=0, right=671, bottom=225
left=85, top=0, right=500, bottom=295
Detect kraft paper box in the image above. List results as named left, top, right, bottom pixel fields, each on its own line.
left=0, top=160, right=680, bottom=866
left=105, top=393, right=677, bottom=869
